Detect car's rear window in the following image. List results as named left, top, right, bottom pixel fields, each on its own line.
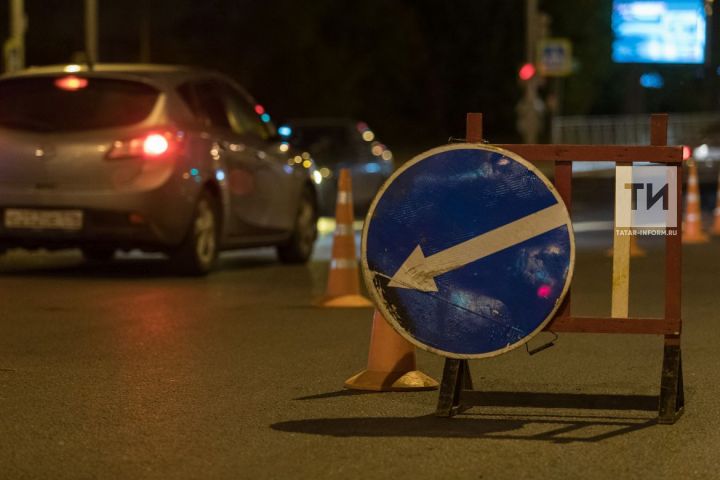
left=0, top=76, right=159, bottom=132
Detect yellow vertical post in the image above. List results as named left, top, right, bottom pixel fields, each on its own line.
left=611, top=162, right=631, bottom=318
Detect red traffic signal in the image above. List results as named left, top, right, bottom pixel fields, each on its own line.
left=518, top=63, right=536, bottom=81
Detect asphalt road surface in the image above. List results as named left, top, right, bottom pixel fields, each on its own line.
left=1, top=228, right=719, bottom=479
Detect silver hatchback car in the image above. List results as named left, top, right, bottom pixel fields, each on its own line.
left=0, top=64, right=318, bottom=274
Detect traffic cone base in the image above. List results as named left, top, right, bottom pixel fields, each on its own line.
left=605, top=236, right=646, bottom=257
left=682, top=222, right=709, bottom=243
left=316, top=294, right=373, bottom=308
left=344, top=369, right=439, bottom=392
left=345, top=310, right=438, bottom=392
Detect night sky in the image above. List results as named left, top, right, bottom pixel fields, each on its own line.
left=2, top=0, right=719, bottom=152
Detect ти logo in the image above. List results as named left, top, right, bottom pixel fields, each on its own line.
left=615, top=166, right=677, bottom=230
left=624, top=182, right=669, bottom=211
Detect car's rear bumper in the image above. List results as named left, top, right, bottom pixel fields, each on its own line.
left=0, top=184, right=196, bottom=251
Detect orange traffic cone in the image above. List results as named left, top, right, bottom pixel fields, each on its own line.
left=317, top=169, right=373, bottom=307
left=712, top=168, right=720, bottom=236
left=606, top=236, right=646, bottom=258
left=629, top=237, right=646, bottom=257
left=682, top=159, right=709, bottom=244
left=344, top=310, right=439, bottom=391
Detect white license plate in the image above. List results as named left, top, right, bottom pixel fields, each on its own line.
left=4, top=209, right=83, bottom=230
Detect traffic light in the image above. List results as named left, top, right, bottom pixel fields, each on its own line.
left=518, top=62, right=536, bottom=81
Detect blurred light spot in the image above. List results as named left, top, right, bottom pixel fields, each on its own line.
left=283, top=165, right=293, bottom=174
left=639, top=72, right=664, bottom=89
left=143, top=134, right=169, bottom=156
left=260, top=113, right=271, bottom=123
left=694, top=144, right=709, bottom=160
left=682, top=145, right=692, bottom=161
left=55, top=75, right=88, bottom=91
left=215, top=170, right=226, bottom=181
left=190, top=168, right=199, bottom=176
left=278, top=125, right=292, bottom=137
left=364, top=163, right=381, bottom=173
left=319, top=167, right=332, bottom=178
left=537, top=284, right=552, bottom=298
left=362, top=130, right=375, bottom=142
left=254, top=104, right=265, bottom=115
left=356, top=121, right=369, bottom=132
left=64, top=64, right=82, bottom=73
left=381, top=150, right=393, bottom=161
left=313, top=170, right=323, bottom=184
left=293, top=155, right=302, bottom=164
left=371, top=145, right=383, bottom=156
left=302, top=160, right=312, bottom=168
left=301, top=151, right=311, bottom=160
left=518, top=62, right=536, bottom=81
left=317, top=217, right=335, bottom=234
left=279, top=142, right=290, bottom=152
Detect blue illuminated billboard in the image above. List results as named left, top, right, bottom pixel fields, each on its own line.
left=612, top=0, right=706, bottom=64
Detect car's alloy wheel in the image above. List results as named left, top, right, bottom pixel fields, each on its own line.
left=277, top=187, right=317, bottom=264
left=173, top=191, right=219, bottom=275
left=194, top=198, right=217, bottom=267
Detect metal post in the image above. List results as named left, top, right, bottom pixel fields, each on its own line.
left=4, top=0, right=26, bottom=72
left=85, top=0, right=99, bottom=64
left=520, top=0, right=540, bottom=144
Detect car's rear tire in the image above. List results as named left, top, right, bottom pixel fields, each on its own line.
left=81, top=247, right=115, bottom=262
left=172, top=191, right=220, bottom=275
left=277, top=187, right=317, bottom=264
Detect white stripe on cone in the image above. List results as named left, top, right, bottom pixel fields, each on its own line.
left=337, top=191, right=352, bottom=205
left=331, top=258, right=358, bottom=269
left=334, top=224, right=354, bottom=236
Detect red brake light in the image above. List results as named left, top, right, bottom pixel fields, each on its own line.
left=55, top=75, right=88, bottom=91
left=107, top=132, right=175, bottom=160
left=682, top=145, right=691, bottom=161
left=143, top=134, right=170, bottom=156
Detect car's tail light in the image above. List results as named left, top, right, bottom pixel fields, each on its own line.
left=682, top=145, right=692, bottom=161
left=55, top=75, right=88, bottom=91
left=107, top=132, right=176, bottom=160
left=143, top=134, right=170, bottom=156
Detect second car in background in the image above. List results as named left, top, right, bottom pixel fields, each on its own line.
left=282, top=118, right=395, bottom=217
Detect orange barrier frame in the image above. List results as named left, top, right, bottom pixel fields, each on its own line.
left=436, top=113, right=685, bottom=424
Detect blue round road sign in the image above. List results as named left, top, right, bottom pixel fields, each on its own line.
left=362, top=144, right=574, bottom=359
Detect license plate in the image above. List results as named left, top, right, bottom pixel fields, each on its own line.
left=4, top=208, right=83, bottom=230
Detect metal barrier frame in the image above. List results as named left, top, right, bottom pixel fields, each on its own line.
left=436, top=113, right=685, bottom=424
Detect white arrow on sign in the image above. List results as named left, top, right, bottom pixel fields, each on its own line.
left=388, top=203, right=568, bottom=292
